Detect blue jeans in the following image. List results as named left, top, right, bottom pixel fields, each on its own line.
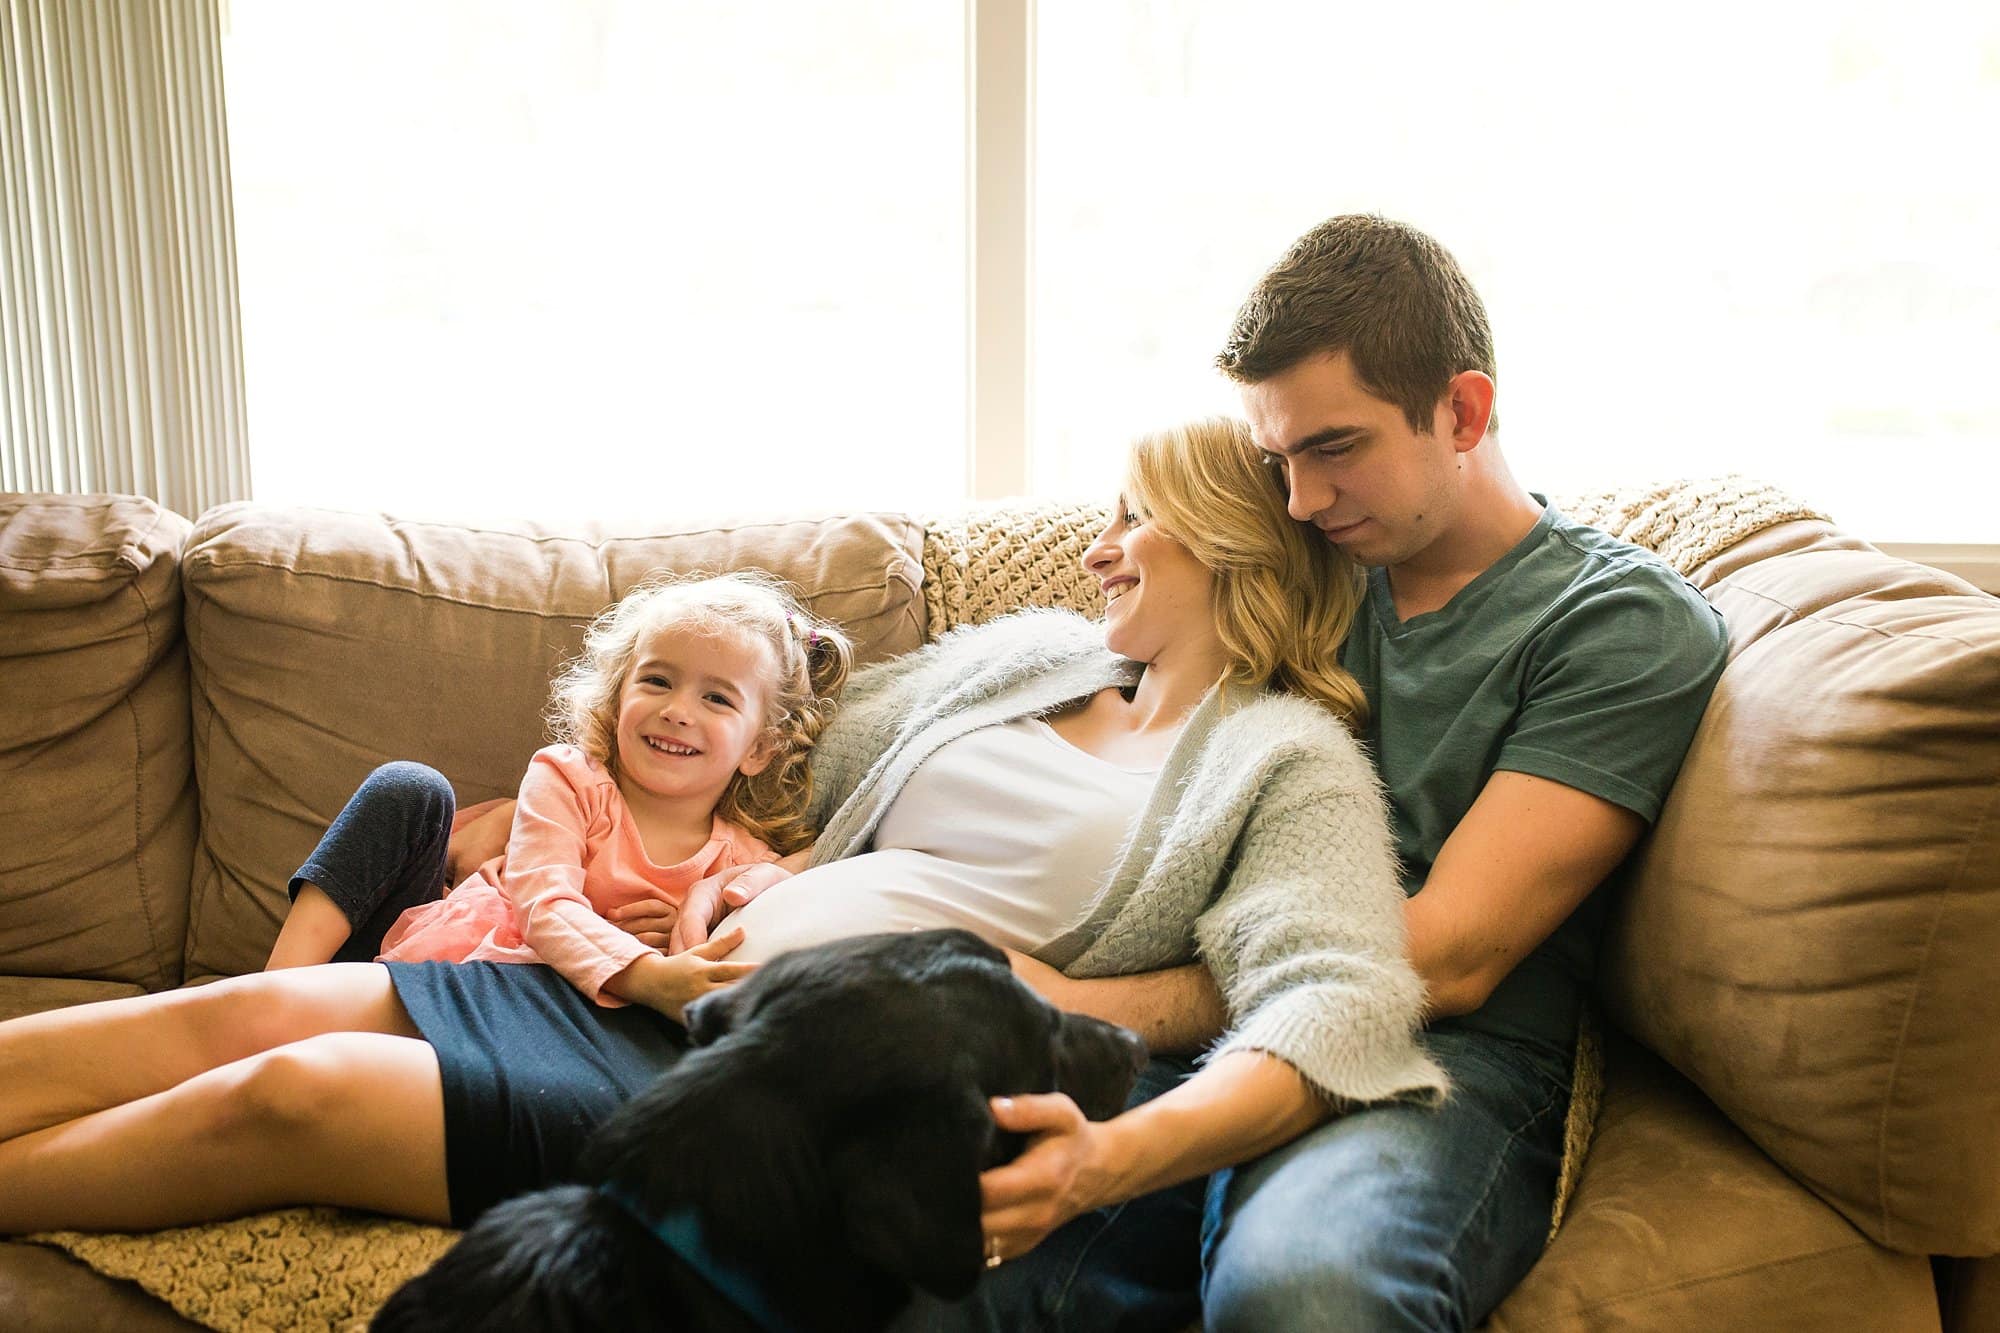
left=895, top=1026, right=1570, bottom=1332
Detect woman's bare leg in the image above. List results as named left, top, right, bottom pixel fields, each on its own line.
left=0, top=963, right=416, bottom=1142
left=0, top=1031, right=450, bottom=1233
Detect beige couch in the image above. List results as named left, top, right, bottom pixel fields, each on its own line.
left=1, top=486, right=1995, bottom=1332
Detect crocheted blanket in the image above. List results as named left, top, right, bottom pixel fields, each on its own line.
left=26, top=475, right=1826, bottom=1332
left=921, top=474, right=1827, bottom=636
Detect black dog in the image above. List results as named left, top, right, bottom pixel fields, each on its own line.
left=372, top=929, right=1149, bottom=1332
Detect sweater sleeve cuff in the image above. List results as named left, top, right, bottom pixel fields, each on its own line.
left=1206, top=988, right=1450, bottom=1109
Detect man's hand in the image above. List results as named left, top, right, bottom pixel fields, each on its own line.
left=978, top=1094, right=1113, bottom=1262
left=668, top=862, right=792, bottom=953
left=446, top=798, right=515, bottom=884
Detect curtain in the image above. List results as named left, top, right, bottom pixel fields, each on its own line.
left=0, top=0, right=248, bottom=517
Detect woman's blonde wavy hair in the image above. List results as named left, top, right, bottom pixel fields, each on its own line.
left=544, top=570, right=853, bottom=855
left=1123, top=416, right=1369, bottom=727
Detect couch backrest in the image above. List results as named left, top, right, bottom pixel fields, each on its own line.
left=0, top=493, right=194, bottom=989
left=1602, top=518, right=2000, bottom=1255
left=180, top=503, right=926, bottom=980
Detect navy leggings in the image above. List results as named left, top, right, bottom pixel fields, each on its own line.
left=290, top=761, right=460, bottom=961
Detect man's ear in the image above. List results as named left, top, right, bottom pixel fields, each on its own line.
left=1445, top=369, right=1495, bottom=450
left=827, top=1087, right=994, bottom=1300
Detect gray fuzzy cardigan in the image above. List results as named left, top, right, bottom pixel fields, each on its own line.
left=805, top=609, right=1447, bottom=1108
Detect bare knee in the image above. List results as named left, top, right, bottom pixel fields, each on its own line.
left=174, top=965, right=409, bottom=1064
left=192, top=1032, right=449, bottom=1222
left=210, top=1035, right=373, bottom=1145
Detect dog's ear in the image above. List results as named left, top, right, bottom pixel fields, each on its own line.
left=581, top=1045, right=821, bottom=1229
left=827, top=1085, right=994, bottom=1301
left=683, top=985, right=750, bottom=1046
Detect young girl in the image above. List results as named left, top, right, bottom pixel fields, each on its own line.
left=264, top=570, right=852, bottom=1021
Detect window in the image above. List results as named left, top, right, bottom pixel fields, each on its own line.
left=223, top=0, right=965, bottom=519
left=1032, top=3, right=1998, bottom=545
left=225, top=2, right=1998, bottom=550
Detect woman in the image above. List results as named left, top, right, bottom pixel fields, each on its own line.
left=0, top=418, right=1444, bottom=1264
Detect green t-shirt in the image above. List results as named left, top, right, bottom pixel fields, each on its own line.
left=1341, top=499, right=1728, bottom=1064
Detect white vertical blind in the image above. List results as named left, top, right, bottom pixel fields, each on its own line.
left=0, top=0, right=249, bottom=516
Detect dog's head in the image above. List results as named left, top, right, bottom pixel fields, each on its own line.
left=583, top=929, right=1148, bottom=1308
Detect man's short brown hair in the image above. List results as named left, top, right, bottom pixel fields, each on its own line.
left=1217, top=214, right=1496, bottom=435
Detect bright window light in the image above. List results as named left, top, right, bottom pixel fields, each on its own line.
left=1034, top=2, right=1999, bottom=545
left=224, top=0, right=966, bottom=521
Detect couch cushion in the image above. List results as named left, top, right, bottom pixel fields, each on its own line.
left=180, top=504, right=926, bottom=979
left=0, top=977, right=150, bottom=1024
left=1485, top=1032, right=1936, bottom=1332
left=1600, top=534, right=2000, bottom=1254
left=0, top=495, right=194, bottom=990
left=0, top=1243, right=200, bottom=1333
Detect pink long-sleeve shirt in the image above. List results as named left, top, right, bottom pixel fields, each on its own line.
left=376, top=744, right=779, bottom=1004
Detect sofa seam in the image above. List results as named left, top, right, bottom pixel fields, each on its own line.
left=122, top=500, right=177, bottom=574
left=180, top=557, right=912, bottom=621
left=0, top=554, right=136, bottom=573
left=1721, top=581, right=1994, bottom=648
left=1874, top=771, right=1997, bottom=1247
left=123, top=572, right=171, bottom=992
left=185, top=587, right=219, bottom=973
left=1515, top=1238, right=1904, bottom=1327
left=196, top=505, right=917, bottom=546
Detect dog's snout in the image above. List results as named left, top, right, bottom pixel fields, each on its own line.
left=1114, top=1024, right=1148, bottom=1076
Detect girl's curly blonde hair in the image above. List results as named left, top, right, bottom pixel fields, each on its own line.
left=544, top=569, right=854, bottom=855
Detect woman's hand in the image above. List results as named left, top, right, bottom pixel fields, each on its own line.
left=446, top=798, right=515, bottom=884
left=978, top=1093, right=1118, bottom=1262
left=669, top=862, right=792, bottom=953
left=606, top=928, right=755, bottom=1022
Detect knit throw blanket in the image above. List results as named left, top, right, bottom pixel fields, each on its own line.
left=26, top=475, right=1826, bottom=1332
left=921, top=474, right=1828, bottom=636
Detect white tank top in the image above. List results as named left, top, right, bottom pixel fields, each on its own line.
left=717, top=716, right=1157, bottom=964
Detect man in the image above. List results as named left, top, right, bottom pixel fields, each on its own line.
left=934, top=215, right=1728, bottom=1330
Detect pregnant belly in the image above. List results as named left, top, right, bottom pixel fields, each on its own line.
left=712, top=848, right=1038, bottom=965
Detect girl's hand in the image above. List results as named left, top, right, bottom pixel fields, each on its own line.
left=612, top=928, right=755, bottom=1023
left=669, top=862, right=792, bottom=953
left=604, top=896, right=679, bottom=950
left=977, top=1093, right=1115, bottom=1262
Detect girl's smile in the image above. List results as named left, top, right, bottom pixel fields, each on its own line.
left=614, top=622, right=776, bottom=814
